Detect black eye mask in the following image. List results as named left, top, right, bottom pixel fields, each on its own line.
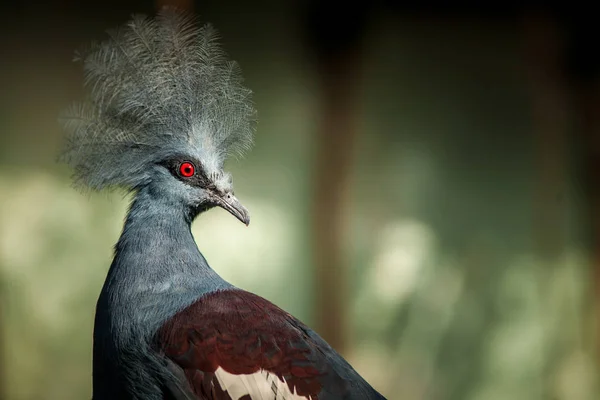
left=161, top=157, right=216, bottom=191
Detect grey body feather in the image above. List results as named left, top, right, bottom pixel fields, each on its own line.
left=93, top=184, right=232, bottom=399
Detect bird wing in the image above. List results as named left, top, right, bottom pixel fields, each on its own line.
left=156, top=289, right=384, bottom=400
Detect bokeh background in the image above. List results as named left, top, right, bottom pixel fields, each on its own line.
left=1, top=1, right=599, bottom=399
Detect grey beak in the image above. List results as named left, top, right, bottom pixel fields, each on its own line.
left=215, top=192, right=250, bottom=226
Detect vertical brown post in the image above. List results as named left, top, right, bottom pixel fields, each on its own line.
left=577, top=77, right=600, bottom=358
left=563, top=16, right=600, bottom=360
left=521, top=14, right=568, bottom=261
left=304, top=2, right=368, bottom=352
left=311, top=53, right=363, bottom=352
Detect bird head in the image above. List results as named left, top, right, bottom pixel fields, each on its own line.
left=60, top=9, right=255, bottom=225
left=152, top=152, right=249, bottom=225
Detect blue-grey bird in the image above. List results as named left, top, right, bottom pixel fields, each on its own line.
left=61, top=8, right=386, bottom=400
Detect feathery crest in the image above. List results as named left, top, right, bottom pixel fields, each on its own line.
left=60, top=8, right=256, bottom=191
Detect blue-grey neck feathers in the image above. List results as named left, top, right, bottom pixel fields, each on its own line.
left=60, top=8, right=256, bottom=192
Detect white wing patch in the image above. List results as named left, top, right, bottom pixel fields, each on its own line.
left=214, top=367, right=312, bottom=400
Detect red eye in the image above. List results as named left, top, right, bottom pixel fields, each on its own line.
left=179, top=162, right=195, bottom=178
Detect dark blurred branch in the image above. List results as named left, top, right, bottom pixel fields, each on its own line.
left=303, top=1, right=369, bottom=352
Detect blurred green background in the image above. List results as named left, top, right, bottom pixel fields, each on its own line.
left=1, top=1, right=599, bottom=399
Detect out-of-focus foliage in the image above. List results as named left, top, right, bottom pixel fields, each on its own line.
left=0, top=5, right=598, bottom=400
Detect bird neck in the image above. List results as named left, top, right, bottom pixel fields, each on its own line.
left=99, top=185, right=232, bottom=335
